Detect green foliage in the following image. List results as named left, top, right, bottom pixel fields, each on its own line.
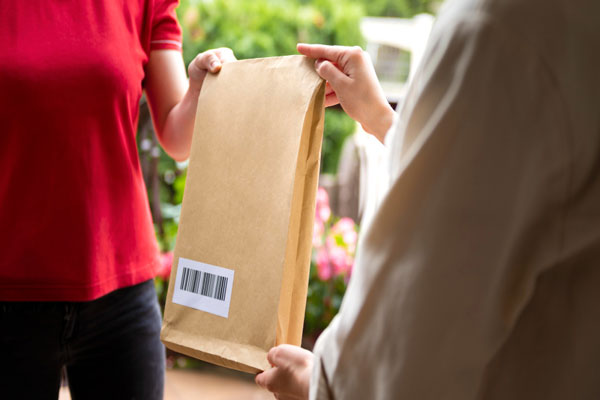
left=178, top=0, right=363, bottom=175
left=304, top=271, right=347, bottom=336
left=321, top=109, right=356, bottom=174
left=178, top=0, right=364, bottom=64
left=357, top=0, right=439, bottom=17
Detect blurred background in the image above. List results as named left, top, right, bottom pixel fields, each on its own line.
left=133, top=0, right=440, bottom=397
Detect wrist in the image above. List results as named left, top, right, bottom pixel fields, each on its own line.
left=361, top=102, right=395, bottom=143
left=187, top=79, right=203, bottom=96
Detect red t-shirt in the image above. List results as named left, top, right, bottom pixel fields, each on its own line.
left=0, top=0, right=182, bottom=301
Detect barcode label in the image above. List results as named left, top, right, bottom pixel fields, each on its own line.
left=173, top=258, right=235, bottom=318
left=179, top=267, right=228, bottom=301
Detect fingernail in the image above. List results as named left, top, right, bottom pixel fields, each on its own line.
left=211, top=60, right=221, bottom=69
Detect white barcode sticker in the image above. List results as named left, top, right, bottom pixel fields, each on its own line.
left=172, top=257, right=235, bottom=318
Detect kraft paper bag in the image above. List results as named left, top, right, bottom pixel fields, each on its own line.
left=160, top=55, right=326, bottom=374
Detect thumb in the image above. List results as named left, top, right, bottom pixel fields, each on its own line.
left=191, top=50, right=222, bottom=73
left=315, top=59, right=349, bottom=90
left=206, top=53, right=222, bottom=72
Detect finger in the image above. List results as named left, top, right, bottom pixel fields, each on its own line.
left=325, top=81, right=334, bottom=95
left=267, top=345, right=295, bottom=367
left=214, top=47, right=238, bottom=63
left=324, top=92, right=340, bottom=108
left=215, top=47, right=235, bottom=56
left=193, top=50, right=222, bottom=73
left=268, top=344, right=313, bottom=368
left=255, top=367, right=281, bottom=393
left=315, top=60, right=350, bottom=89
left=297, top=43, right=349, bottom=64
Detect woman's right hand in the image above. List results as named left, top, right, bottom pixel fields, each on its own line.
left=297, top=43, right=395, bottom=142
left=188, top=47, right=237, bottom=93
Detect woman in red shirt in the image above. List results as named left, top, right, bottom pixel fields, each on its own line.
left=0, top=1, right=235, bottom=398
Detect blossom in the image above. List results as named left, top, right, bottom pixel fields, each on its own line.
left=329, top=245, right=352, bottom=276
left=331, top=217, right=358, bottom=252
left=325, top=233, right=337, bottom=250
left=315, top=187, right=331, bottom=223
left=344, top=231, right=358, bottom=253
left=313, top=218, right=324, bottom=248
left=331, top=217, right=354, bottom=234
left=313, top=188, right=358, bottom=281
left=316, top=248, right=332, bottom=281
left=157, top=251, right=174, bottom=280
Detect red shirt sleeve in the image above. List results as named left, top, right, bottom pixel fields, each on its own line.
left=150, top=0, right=182, bottom=51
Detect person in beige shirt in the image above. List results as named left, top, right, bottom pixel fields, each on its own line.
left=256, top=0, right=600, bottom=398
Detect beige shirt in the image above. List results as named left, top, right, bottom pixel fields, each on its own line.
left=310, top=0, right=600, bottom=399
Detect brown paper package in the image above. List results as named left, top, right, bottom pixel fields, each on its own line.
left=160, top=55, right=326, bottom=374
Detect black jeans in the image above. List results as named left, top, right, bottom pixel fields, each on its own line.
left=0, top=279, right=165, bottom=400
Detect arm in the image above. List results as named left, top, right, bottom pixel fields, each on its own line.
left=307, top=15, right=568, bottom=400
left=260, top=14, right=568, bottom=400
left=144, top=48, right=236, bottom=161
left=296, top=44, right=395, bottom=143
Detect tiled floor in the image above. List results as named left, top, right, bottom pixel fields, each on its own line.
left=58, top=368, right=273, bottom=400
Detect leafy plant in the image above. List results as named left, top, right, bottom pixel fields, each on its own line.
left=359, top=0, right=439, bottom=17
left=178, top=0, right=364, bottom=63
left=304, top=187, right=358, bottom=343
left=178, top=0, right=362, bottom=176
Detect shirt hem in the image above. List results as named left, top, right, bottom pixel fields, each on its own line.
left=0, top=261, right=159, bottom=302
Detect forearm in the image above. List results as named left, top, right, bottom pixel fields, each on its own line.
left=157, top=84, right=201, bottom=161
left=145, top=48, right=235, bottom=162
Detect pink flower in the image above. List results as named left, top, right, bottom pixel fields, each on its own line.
left=331, top=217, right=355, bottom=234
left=313, top=218, right=324, bottom=248
left=157, top=251, right=174, bottom=280
left=331, top=217, right=358, bottom=253
left=325, top=233, right=337, bottom=250
left=329, top=245, right=351, bottom=276
left=343, top=230, right=358, bottom=249
left=316, top=248, right=332, bottom=281
left=315, top=187, right=331, bottom=223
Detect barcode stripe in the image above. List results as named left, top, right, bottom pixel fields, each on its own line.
left=215, top=276, right=227, bottom=301
left=201, top=272, right=214, bottom=297
left=189, top=268, right=195, bottom=292
left=180, top=267, right=228, bottom=302
left=194, top=270, right=201, bottom=293
left=180, top=267, right=187, bottom=290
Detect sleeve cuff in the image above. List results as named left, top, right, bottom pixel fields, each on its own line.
left=310, top=327, right=335, bottom=400
left=383, top=111, right=400, bottom=148
left=150, top=39, right=182, bottom=51
left=310, top=354, right=334, bottom=400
